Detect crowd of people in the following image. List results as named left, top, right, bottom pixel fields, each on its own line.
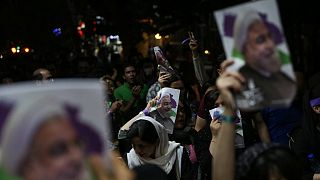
left=0, top=9, right=319, bottom=180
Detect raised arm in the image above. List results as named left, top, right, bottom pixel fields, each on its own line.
left=213, top=61, right=246, bottom=180
left=188, top=32, right=209, bottom=87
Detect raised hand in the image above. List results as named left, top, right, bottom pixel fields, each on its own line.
left=188, top=31, right=199, bottom=59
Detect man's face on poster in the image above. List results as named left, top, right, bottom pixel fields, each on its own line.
left=243, top=20, right=281, bottom=76
left=158, top=95, right=172, bottom=117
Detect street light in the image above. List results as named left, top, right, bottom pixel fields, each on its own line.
left=155, top=33, right=162, bottom=40
left=11, top=47, right=17, bottom=53
left=24, top=48, right=30, bottom=53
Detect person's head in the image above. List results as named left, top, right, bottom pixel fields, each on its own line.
left=100, top=75, right=116, bottom=96
left=204, top=89, right=221, bottom=111
left=236, top=143, right=302, bottom=180
left=234, top=10, right=281, bottom=76
left=0, top=97, right=88, bottom=180
left=305, top=73, right=320, bottom=116
left=175, top=101, right=191, bottom=129
left=33, top=68, right=53, bottom=83
left=169, top=76, right=186, bottom=100
left=302, top=73, right=320, bottom=144
left=127, top=116, right=169, bottom=159
left=122, top=64, right=137, bottom=85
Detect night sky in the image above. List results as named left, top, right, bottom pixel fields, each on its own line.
left=0, top=0, right=310, bottom=50
left=0, top=0, right=319, bottom=77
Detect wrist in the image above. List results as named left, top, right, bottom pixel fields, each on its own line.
left=142, top=108, right=150, bottom=116
left=221, top=114, right=236, bottom=123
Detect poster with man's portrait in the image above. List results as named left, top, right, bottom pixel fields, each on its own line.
left=214, top=0, right=296, bottom=111
left=0, top=80, right=111, bottom=164
left=149, top=87, right=180, bottom=134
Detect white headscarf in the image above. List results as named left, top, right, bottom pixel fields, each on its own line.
left=233, top=10, right=262, bottom=53
left=0, top=96, right=69, bottom=175
left=126, top=116, right=183, bottom=179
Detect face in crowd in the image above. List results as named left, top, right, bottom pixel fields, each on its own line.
left=131, top=137, right=157, bottom=159
left=123, top=66, right=137, bottom=85
left=175, top=102, right=186, bottom=129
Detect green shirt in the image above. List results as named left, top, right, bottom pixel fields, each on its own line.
left=114, top=82, right=148, bottom=123
left=114, top=83, right=148, bottom=106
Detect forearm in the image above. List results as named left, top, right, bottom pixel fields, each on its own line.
left=194, top=115, right=206, bottom=132
left=213, top=110, right=235, bottom=180
left=209, top=136, right=218, bottom=158
left=193, top=57, right=209, bottom=87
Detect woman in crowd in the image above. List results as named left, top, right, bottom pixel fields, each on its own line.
left=212, top=60, right=302, bottom=180
left=291, top=72, right=320, bottom=179
left=125, top=116, right=192, bottom=180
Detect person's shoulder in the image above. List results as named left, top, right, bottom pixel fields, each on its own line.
left=114, top=84, right=127, bottom=97
left=115, top=83, right=128, bottom=91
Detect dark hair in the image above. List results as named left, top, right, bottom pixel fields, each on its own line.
left=121, top=63, right=136, bottom=75
left=237, top=143, right=302, bottom=180
left=204, top=89, right=220, bottom=110
left=168, top=73, right=181, bottom=86
left=127, top=120, right=159, bottom=144
left=302, top=73, right=320, bottom=149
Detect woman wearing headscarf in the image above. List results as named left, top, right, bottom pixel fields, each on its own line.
left=125, top=116, right=192, bottom=180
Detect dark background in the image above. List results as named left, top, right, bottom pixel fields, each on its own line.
left=0, top=0, right=319, bottom=80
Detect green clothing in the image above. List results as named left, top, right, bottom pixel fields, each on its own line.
left=114, top=83, right=148, bottom=106
left=0, top=168, right=20, bottom=180
left=114, top=82, right=148, bottom=123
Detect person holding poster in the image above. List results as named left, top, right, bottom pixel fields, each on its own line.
left=148, top=88, right=180, bottom=134
left=214, top=0, right=296, bottom=110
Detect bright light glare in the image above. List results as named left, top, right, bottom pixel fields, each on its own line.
left=155, top=33, right=162, bottom=40
left=24, top=48, right=30, bottom=53
left=11, top=47, right=17, bottom=53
